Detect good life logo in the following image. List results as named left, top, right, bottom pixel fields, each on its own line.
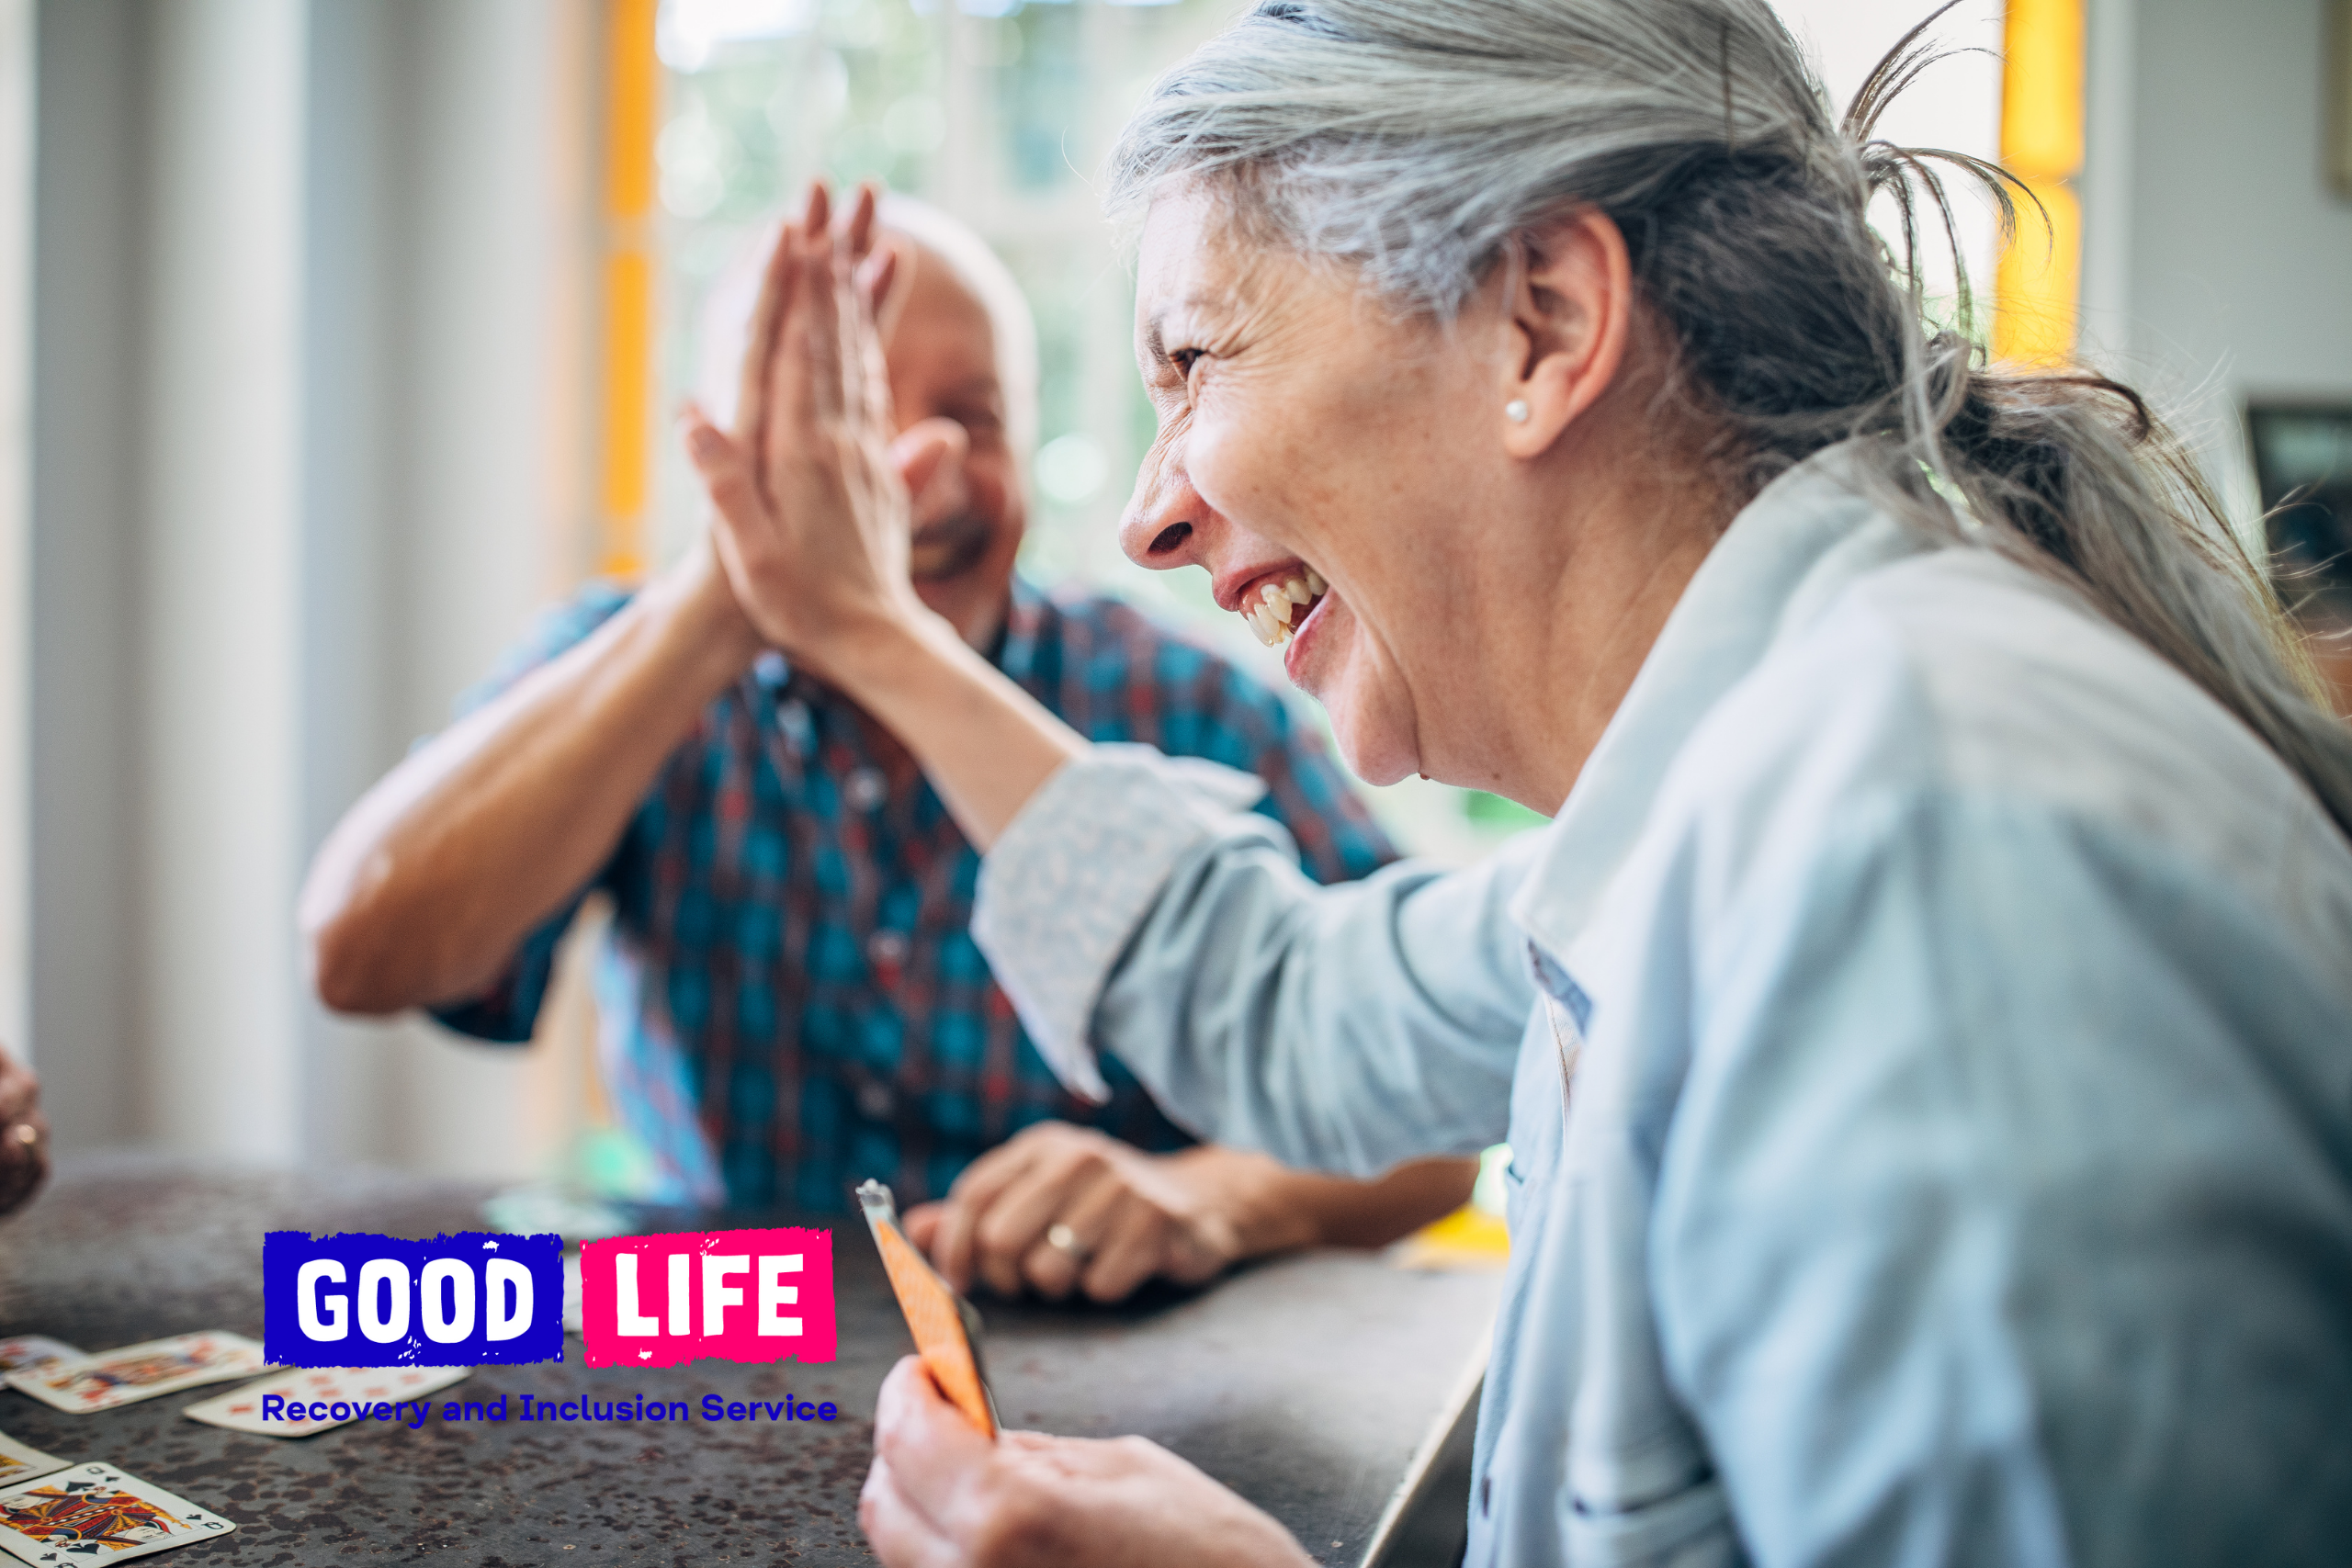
left=578, top=1227, right=836, bottom=1369
left=263, top=1232, right=566, bottom=1367
left=263, top=1227, right=836, bottom=1370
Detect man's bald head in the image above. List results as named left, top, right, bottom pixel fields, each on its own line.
left=695, top=195, right=1038, bottom=643
left=874, top=195, right=1038, bottom=457
left=695, top=195, right=1037, bottom=454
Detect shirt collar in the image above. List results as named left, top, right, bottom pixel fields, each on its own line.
left=1508, top=439, right=1928, bottom=962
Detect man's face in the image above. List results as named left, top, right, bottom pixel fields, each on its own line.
left=883, top=240, right=1026, bottom=641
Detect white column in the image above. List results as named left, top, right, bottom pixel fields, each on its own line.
left=363, top=0, right=582, bottom=1181
left=136, top=0, right=308, bottom=1159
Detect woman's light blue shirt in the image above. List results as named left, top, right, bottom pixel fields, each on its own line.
left=970, top=445, right=2352, bottom=1565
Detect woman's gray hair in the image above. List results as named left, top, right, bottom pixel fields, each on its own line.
left=1108, top=0, right=2352, bottom=837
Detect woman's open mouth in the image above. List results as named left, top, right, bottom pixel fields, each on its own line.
left=1237, top=567, right=1327, bottom=648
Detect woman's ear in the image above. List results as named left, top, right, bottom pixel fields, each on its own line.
left=1498, top=208, right=1634, bottom=457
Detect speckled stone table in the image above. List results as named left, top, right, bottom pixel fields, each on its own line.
left=0, top=1153, right=1500, bottom=1565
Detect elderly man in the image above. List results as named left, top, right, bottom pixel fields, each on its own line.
left=300, top=197, right=1471, bottom=1302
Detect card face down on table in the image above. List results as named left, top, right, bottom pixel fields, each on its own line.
left=182, top=1365, right=471, bottom=1438
left=0, top=1462, right=236, bottom=1563
left=855, top=1180, right=999, bottom=1440
left=0, top=1434, right=66, bottom=1492
left=4, top=1333, right=268, bottom=1415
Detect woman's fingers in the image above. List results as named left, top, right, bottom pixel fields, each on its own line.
left=828, top=204, right=888, bottom=439
left=860, top=1454, right=967, bottom=1568
left=752, top=179, right=891, bottom=480
left=732, top=219, right=800, bottom=450
left=763, top=229, right=828, bottom=483
left=874, top=1357, right=1000, bottom=1514
left=844, top=180, right=878, bottom=262
left=792, top=204, right=848, bottom=436
left=851, top=250, right=897, bottom=434
left=842, top=184, right=895, bottom=428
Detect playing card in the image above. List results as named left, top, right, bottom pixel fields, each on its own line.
left=0, top=1462, right=235, bottom=1563
left=182, top=1365, right=469, bottom=1438
left=0, top=1341, right=77, bottom=1378
left=0, top=1434, right=66, bottom=1491
left=5, top=1334, right=268, bottom=1415
left=855, top=1179, right=998, bottom=1439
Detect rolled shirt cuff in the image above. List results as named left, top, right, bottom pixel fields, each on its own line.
left=972, top=743, right=1287, bottom=1103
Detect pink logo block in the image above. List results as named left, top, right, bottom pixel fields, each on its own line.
left=580, top=1227, right=835, bottom=1370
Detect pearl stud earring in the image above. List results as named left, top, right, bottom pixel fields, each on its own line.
left=1505, top=400, right=1530, bottom=423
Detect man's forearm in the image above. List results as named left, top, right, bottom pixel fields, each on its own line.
left=300, top=555, right=764, bottom=1014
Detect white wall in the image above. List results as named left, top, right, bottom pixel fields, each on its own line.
left=31, top=0, right=149, bottom=1144
left=0, top=0, right=28, bottom=1077
left=29, top=0, right=592, bottom=1177
left=2082, top=0, right=2352, bottom=504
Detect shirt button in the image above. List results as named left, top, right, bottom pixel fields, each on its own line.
left=856, top=1081, right=895, bottom=1121
left=866, top=929, right=910, bottom=967
left=844, top=766, right=888, bottom=812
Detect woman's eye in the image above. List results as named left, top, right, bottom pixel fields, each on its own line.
left=1169, top=348, right=1204, bottom=379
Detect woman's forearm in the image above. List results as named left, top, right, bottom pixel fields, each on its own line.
left=826, top=610, right=1086, bottom=851
left=300, top=556, right=763, bottom=1013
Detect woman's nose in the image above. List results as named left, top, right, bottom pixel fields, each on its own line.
left=1117, top=431, right=1207, bottom=573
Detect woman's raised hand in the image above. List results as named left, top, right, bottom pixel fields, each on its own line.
left=681, top=180, right=1083, bottom=851
left=684, top=181, right=940, bottom=682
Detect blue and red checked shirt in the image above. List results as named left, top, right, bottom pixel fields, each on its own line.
left=434, top=576, right=1393, bottom=1213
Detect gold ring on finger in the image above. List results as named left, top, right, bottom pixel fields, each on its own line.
left=1045, top=1222, right=1091, bottom=1263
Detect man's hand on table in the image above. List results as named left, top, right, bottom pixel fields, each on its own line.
left=863, top=1355, right=1317, bottom=1568
left=903, top=1122, right=1476, bottom=1303
left=0, top=1045, right=49, bottom=1217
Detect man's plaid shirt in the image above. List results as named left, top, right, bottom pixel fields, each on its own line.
left=434, top=577, right=1394, bottom=1212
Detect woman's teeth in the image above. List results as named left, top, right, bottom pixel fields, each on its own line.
left=1241, top=570, right=1327, bottom=646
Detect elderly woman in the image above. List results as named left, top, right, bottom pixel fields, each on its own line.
left=686, top=2, right=2352, bottom=1562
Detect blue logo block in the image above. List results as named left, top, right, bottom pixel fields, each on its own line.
left=264, top=1231, right=565, bottom=1368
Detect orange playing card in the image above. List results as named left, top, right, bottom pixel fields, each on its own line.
left=856, top=1180, right=999, bottom=1440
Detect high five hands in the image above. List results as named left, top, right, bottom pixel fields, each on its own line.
left=692, top=183, right=1316, bottom=1568
left=682, top=182, right=960, bottom=683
